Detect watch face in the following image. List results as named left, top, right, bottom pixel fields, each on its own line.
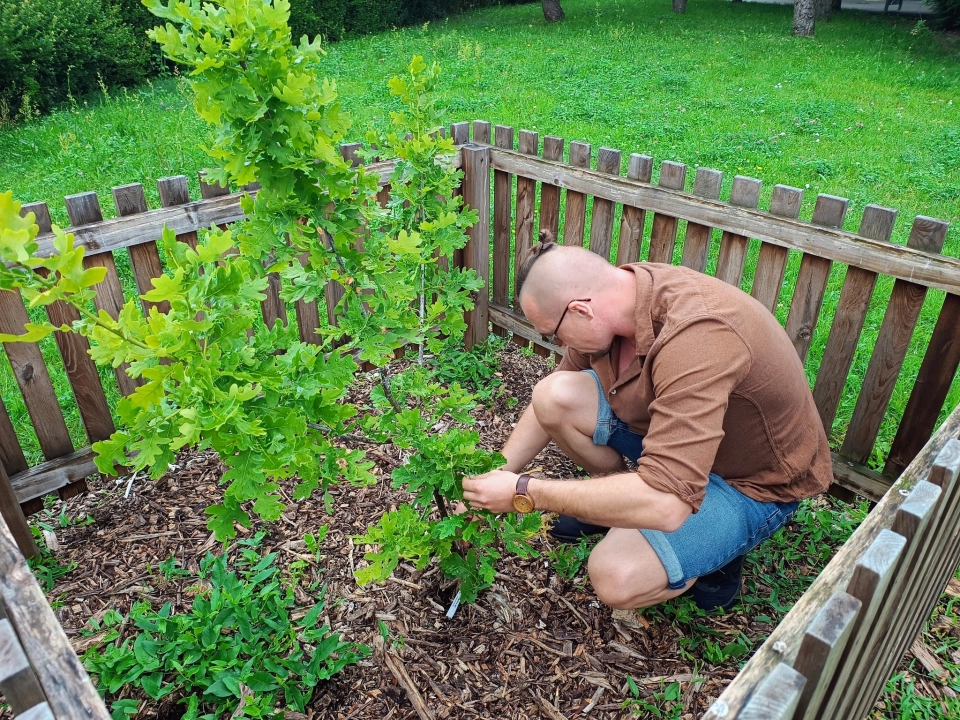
left=513, top=494, right=534, bottom=514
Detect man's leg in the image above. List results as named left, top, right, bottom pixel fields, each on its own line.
left=530, top=371, right=624, bottom=475
left=587, top=529, right=695, bottom=609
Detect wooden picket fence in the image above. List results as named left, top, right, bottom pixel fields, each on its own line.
left=1, top=120, right=959, bottom=718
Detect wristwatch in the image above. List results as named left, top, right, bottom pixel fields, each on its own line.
left=512, top=473, right=536, bottom=514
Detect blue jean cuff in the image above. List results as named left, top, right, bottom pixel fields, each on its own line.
left=639, top=529, right=687, bottom=590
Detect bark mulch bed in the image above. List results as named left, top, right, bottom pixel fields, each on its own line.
left=29, top=343, right=835, bottom=719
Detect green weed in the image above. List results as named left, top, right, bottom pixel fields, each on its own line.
left=83, top=533, right=368, bottom=720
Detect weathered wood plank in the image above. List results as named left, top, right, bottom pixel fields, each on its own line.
left=885, top=293, right=960, bottom=478
left=0, top=617, right=47, bottom=713
left=679, top=167, right=722, bottom=273
left=488, top=151, right=959, bottom=295
left=791, top=590, right=861, bottom=720
left=750, top=185, right=803, bottom=314
left=587, top=148, right=621, bottom=261
left=817, top=529, right=906, bottom=720
left=811, top=205, right=897, bottom=436
left=198, top=171, right=230, bottom=199
left=66, top=192, right=143, bottom=397
left=294, top=254, right=323, bottom=347
left=538, top=136, right=564, bottom=240
left=830, top=452, right=890, bottom=501
left=0, top=515, right=110, bottom=719
left=647, top=161, right=687, bottom=264
left=21, top=202, right=114, bottom=450
left=0, top=463, right=38, bottom=558
left=884, top=441, right=960, bottom=687
left=840, top=216, right=950, bottom=465
left=783, top=195, right=848, bottom=364
left=112, top=184, right=169, bottom=315
left=714, top=176, right=761, bottom=287
left=488, top=305, right=562, bottom=356
left=700, top=403, right=960, bottom=719
left=514, top=130, right=539, bottom=300
left=461, top=144, right=491, bottom=349
left=157, top=176, right=199, bottom=250
left=0, top=397, right=27, bottom=478
left=841, top=478, right=944, bottom=720
left=30, top=159, right=416, bottom=259
left=735, top=663, right=805, bottom=720
left=616, top=155, right=653, bottom=266
left=562, top=142, right=591, bottom=247
left=492, top=125, right=515, bottom=340
left=451, top=122, right=470, bottom=146
left=472, top=120, right=491, bottom=145
left=0, top=290, right=73, bottom=459
left=9, top=447, right=99, bottom=506
left=18, top=703, right=55, bottom=720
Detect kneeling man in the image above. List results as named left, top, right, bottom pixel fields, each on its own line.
left=462, top=241, right=832, bottom=611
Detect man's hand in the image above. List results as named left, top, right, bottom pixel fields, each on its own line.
left=462, top=470, right=521, bottom=514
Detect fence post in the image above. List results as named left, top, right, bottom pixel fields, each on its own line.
left=461, top=143, right=491, bottom=349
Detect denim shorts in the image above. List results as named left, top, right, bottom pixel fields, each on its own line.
left=585, top=369, right=799, bottom=590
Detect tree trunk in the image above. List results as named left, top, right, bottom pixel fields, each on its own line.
left=793, top=0, right=816, bottom=35
left=815, top=0, right=833, bottom=20
left=832, top=0, right=842, bottom=11
left=542, top=0, right=565, bottom=22
left=672, top=0, right=688, bottom=12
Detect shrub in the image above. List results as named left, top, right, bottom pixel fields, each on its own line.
left=925, top=0, right=960, bottom=29
left=0, top=0, right=152, bottom=117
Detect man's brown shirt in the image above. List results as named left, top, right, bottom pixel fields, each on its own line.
left=556, top=263, right=833, bottom=512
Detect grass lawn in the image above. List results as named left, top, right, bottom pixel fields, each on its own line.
left=2, top=1, right=960, bottom=714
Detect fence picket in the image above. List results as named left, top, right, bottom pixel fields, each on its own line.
left=783, top=195, right=848, bottom=364
left=472, top=120, right=491, bottom=145
left=810, top=206, right=897, bottom=437
left=461, top=144, right=491, bottom=349
left=588, top=148, right=621, bottom=261
left=750, top=185, right=803, bottom=313
left=22, top=201, right=114, bottom=458
left=562, top=142, right=591, bottom=246
left=66, top=192, right=142, bottom=397
left=616, top=154, right=653, bottom=265
left=885, top=293, right=960, bottom=477
left=157, top=176, right=199, bottom=249
left=840, top=216, right=950, bottom=464
left=647, top=161, right=686, bottom=263
left=736, top=663, right=806, bottom=720
left=112, top=184, right=168, bottom=315
left=714, top=177, right=761, bottom=287
left=792, top=591, right=862, bottom=720
left=492, top=125, right=515, bottom=341
left=0, top=398, right=27, bottom=478
left=679, top=167, right=722, bottom=273
left=0, top=462, right=39, bottom=558
left=539, top=136, right=564, bottom=240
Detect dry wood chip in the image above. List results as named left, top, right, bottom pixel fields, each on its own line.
left=535, top=693, right=569, bottom=720
left=910, top=639, right=951, bottom=682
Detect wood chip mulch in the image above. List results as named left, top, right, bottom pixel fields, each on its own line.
left=30, top=343, right=807, bottom=720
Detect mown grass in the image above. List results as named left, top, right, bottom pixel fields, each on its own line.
left=0, top=0, right=958, bottom=466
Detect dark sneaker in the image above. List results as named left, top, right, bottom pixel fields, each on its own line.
left=548, top=515, right=608, bottom=543
left=686, top=554, right=746, bottom=612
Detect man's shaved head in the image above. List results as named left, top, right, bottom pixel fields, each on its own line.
left=517, top=241, right=619, bottom=320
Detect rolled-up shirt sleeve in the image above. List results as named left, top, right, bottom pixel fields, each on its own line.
left=636, top=318, right=752, bottom=512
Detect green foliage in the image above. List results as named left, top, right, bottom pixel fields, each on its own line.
left=26, top=524, right=76, bottom=593
left=926, top=0, right=960, bottom=29
left=622, top=677, right=684, bottom=719
left=547, top=535, right=593, bottom=580
left=0, top=0, right=151, bottom=118
left=84, top=536, right=368, bottom=719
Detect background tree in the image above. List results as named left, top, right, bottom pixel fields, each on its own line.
left=542, top=0, right=564, bottom=21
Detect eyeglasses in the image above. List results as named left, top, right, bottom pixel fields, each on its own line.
left=542, top=298, right=591, bottom=345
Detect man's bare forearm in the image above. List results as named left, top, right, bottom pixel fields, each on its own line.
left=500, top=403, right=551, bottom=472
left=528, top=473, right=692, bottom=532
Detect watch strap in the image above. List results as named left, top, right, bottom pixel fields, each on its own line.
left=516, top=473, right=532, bottom=495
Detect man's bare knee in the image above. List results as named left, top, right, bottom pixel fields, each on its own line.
left=588, top=547, right=661, bottom=610
left=531, top=372, right=596, bottom=429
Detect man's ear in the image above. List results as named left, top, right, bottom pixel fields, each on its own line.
left=570, top=299, right=594, bottom=319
